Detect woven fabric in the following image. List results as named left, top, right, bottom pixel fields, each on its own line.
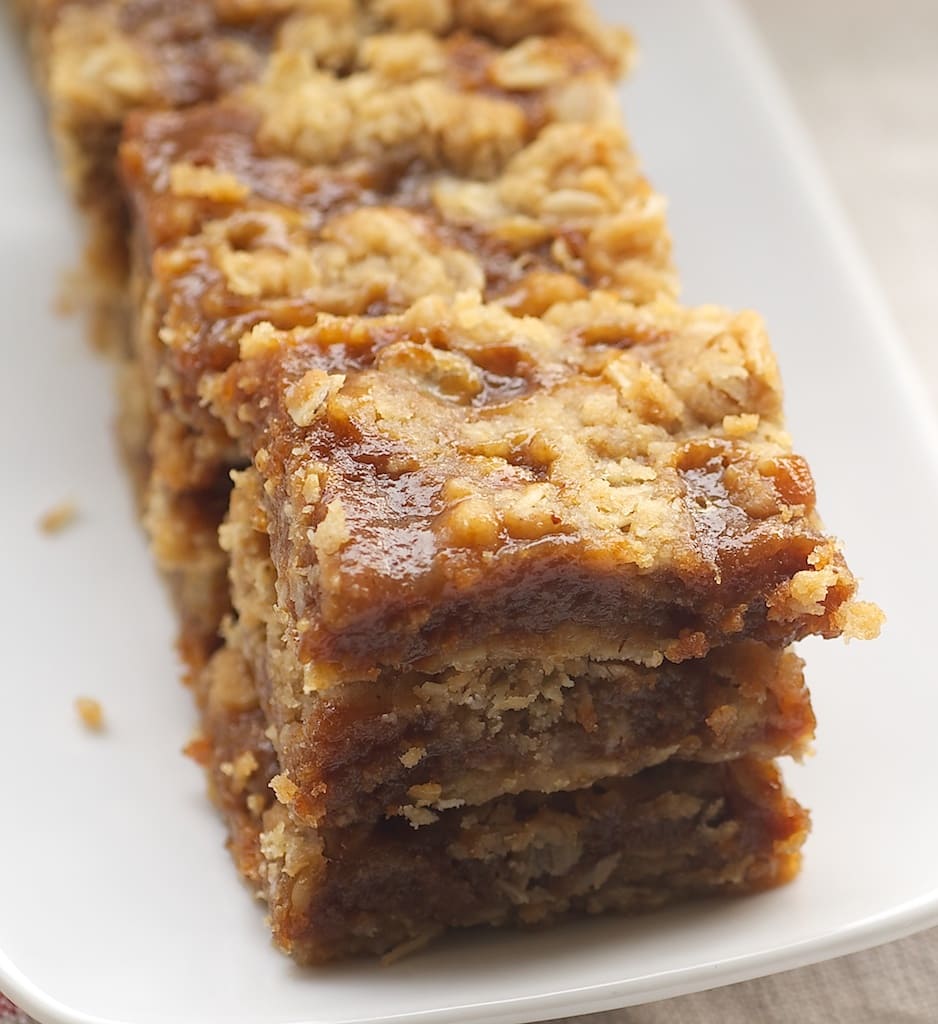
left=0, top=994, right=32, bottom=1024
left=557, top=928, right=938, bottom=1023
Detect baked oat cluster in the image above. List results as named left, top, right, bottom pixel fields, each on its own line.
left=18, top=0, right=881, bottom=962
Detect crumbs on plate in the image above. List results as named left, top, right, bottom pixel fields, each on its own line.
left=38, top=501, right=78, bottom=534
left=75, top=696, right=104, bottom=731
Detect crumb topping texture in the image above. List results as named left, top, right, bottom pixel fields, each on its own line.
left=206, top=294, right=858, bottom=674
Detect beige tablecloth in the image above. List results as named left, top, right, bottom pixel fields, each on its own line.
left=559, top=1, right=938, bottom=1019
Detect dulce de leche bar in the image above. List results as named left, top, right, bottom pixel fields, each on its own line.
left=118, top=56, right=674, bottom=655
left=195, top=637, right=809, bottom=963
left=199, top=293, right=878, bottom=834
left=207, top=294, right=874, bottom=676
left=222, top=464, right=814, bottom=828
left=16, top=0, right=882, bottom=964
left=19, top=0, right=632, bottom=342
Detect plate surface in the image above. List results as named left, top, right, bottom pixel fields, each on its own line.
left=2, top=2, right=937, bottom=1023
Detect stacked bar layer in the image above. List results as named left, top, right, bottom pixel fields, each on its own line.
left=17, top=0, right=881, bottom=963
left=18, top=0, right=632, bottom=345
left=195, top=637, right=809, bottom=962
left=222, top=461, right=816, bottom=827
left=119, top=43, right=673, bottom=657
left=196, top=290, right=854, bottom=821
left=190, top=286, right=873, bottom=957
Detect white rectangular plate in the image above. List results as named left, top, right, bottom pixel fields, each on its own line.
left=2, top=2, right=937, bottom=1022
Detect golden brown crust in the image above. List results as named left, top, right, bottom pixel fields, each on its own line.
left=28, top=0, right=631, bottom=221
left=118, top=63, right=674, bottom=655
left=22, top=0, right=633, bottom=349
left=198, top=640, right=808, bottom=962
left=221, top=464, right=815, bottom=827
left=205, top=295, right=861, bottom=677
left=120, top=105, right=672, bottom=490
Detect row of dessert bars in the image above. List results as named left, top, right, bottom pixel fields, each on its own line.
left=18, top=0, right=879, bottom=961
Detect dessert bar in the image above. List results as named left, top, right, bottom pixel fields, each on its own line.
left=208, top=294, right=869, bottom=678
left=20, top=0, right=631, bottom=344
left=196, top=638, right=810, bottom=963
left=14, top=0, right=882, bottom=964
left=119, top=68, right=673, bottom=655
left=197, top=294, right=875, bottom=850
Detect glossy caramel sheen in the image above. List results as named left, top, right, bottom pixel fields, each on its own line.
left=207, top=295, right=859, bottom=676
